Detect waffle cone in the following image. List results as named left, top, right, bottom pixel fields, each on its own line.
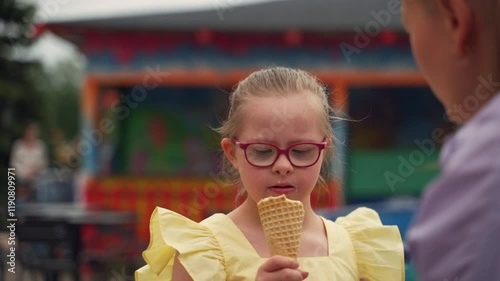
left=257, top=195, right=304, bottom=259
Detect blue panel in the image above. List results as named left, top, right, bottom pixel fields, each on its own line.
left=80, top=118, right=99, bottom=174
left=85, top=44, right=417, bottom=73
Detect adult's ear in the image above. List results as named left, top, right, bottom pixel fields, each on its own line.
left=437, top=0, right=475, bottom=57
left=221, top=138, right=239, bottom=169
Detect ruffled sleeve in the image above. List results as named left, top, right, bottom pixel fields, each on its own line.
left=336, top=207, right=405, bottom=281
left=135, top=207, right=226, bottom=281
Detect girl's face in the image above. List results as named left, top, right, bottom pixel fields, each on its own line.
left=222, top=93, right=326, bottom=205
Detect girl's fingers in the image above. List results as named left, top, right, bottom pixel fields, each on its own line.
left=257, top=256, right=309, bottom=281
left=259, top=268, right=306, bottom=281
left=298, top=269, right=309, bottom=279
left=277, top=268, right=307, bottom=281
left=260, top=256, right=299, bottom=272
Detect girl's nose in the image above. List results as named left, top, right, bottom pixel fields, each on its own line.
left=271, top=154, right=294, bottom=175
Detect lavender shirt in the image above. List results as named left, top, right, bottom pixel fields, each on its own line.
left=408, top=93, right=500, bottom=281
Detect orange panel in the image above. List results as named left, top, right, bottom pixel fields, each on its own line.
left=87, top=70, right=426, bottom=88
left=82, top=77, right=99, bottom=123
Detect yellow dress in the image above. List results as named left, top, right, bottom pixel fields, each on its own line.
left=135, top=207, right=404, bottom=281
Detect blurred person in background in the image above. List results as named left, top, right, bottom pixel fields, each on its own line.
left=9, top=122, right=48, bottom=203
left=33, top=127, right=77, bottom=203
left=50, top=127, right=72, bottom=166
left=402, top=0, right=500, bottom=280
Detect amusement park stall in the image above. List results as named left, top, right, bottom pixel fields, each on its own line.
left=41, top=0, right=444, bottom=246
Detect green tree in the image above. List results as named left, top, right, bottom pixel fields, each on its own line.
left=1, top=0, right=83, bottom=169
left=37, top=60, right=83, bottom=142
left=37, top=59, right=83, bottom=168
left=0, top=0, right=45, bottom=151
left=0, top=0, right=44, bottom=226
left=0, top=0, right=46, bottom=167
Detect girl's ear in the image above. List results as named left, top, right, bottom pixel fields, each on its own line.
left=221, top=138, right=239, bottom=169
left=326, top=138, right=335, bottom=161
left=326, top=138, right=335, bottom=153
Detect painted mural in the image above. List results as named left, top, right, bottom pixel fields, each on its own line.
left=97, top=86, right=227, bottom=177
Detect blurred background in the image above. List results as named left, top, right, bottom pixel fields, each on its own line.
left=0, top=0, right=455, bottom=280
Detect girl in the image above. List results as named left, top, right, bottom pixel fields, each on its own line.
left=135, top=67, right=404, bottom=281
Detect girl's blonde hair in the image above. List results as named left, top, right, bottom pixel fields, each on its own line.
left=215, top=67, right=338, bottom=193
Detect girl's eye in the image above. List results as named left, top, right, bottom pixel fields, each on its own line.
left=292, top=148, right=312, bottom=154
left=255, top=149, right=273, bottom=154
left=248, top=145, right=275, bottom=156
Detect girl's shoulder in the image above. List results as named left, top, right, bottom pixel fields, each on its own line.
left=323, top=207, right=406, bottom=281
left=322, top=206, right=394, bottom=235
left=333, top=206, right=390, bottom=231
left=200, top=212, right=256, bottom=253
left=147, top=207, right=230, bottom=241
left=135, top=207, right=227, bottom=281
left=200, top=212, right=230, bottom=230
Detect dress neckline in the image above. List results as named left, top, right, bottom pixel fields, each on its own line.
left=214, top=213, right=332, bottom=259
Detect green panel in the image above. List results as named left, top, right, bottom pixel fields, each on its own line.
left=349, top=148, right=440, bottom=200
left=105, top=86, right=227, bottom=177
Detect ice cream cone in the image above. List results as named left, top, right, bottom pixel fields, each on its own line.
left=257, top=195, right=304, bottom=259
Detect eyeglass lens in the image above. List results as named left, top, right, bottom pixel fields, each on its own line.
left=245, top=143, right=320, bottom=167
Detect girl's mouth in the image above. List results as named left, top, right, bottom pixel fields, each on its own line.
left=268, top=185, right=296, bottom=195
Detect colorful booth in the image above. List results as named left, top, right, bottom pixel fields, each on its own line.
left=42, top=0, right=445, bottom=244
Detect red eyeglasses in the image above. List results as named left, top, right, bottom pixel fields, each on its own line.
left=232, top=138, right=327, bottom=168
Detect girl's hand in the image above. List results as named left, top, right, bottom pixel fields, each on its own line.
left=256, top=255, right=309, bottom=281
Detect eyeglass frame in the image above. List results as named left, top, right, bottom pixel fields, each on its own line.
left=232, top=138, right=327, bottom=168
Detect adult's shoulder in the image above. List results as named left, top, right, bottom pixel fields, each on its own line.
left=445, top=100, right=500, bottom=173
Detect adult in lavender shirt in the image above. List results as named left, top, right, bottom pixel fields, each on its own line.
left=402, top=0, right=500, bottom=280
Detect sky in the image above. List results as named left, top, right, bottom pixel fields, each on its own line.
left=20, top=32, right=80, bottom=68
left=34, top=0, right=278, bottom=22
